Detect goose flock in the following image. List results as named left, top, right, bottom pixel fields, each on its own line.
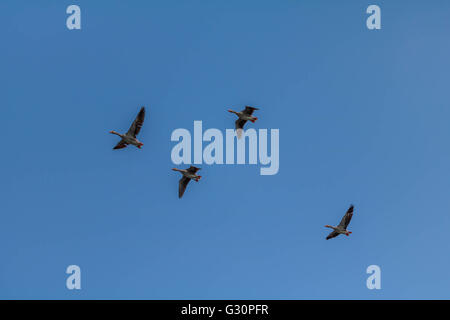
left=109, top=106, right=355, bottom=240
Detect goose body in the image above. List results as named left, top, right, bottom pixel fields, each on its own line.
left=110, top=106, right=146, bottom=149
left=172, top=166, right=202, bottom=198
left=325, top=205, right=354, bottom=240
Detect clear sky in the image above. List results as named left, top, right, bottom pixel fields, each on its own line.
left=1, top=0, right=450, bottom=299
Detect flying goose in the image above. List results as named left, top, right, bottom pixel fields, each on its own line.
left=325, top=205, right=354, bottom=240
left=172, top=166, right=202, bottom=198
left=228, top=106, right=259, bottom=138
left=110, top=106, right=146, bottom=149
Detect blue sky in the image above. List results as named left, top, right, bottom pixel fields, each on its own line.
left=1, top=0, right=450, bottom=299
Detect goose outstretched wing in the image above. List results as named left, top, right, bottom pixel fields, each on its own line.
left=187, top=166, right=200, bottom=174
left=326, top=230, right=339, bottom=240
left=178, top=176, right=191, bottom=198
left=338, top=205, right=354, bottom=229
left=113, top=140, right=127, bottom=150
left=242, top=106, right=258, bottom=115
left=127, top=106, right=146, bottom=137
left=235, top=119, right=247, bottom=130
